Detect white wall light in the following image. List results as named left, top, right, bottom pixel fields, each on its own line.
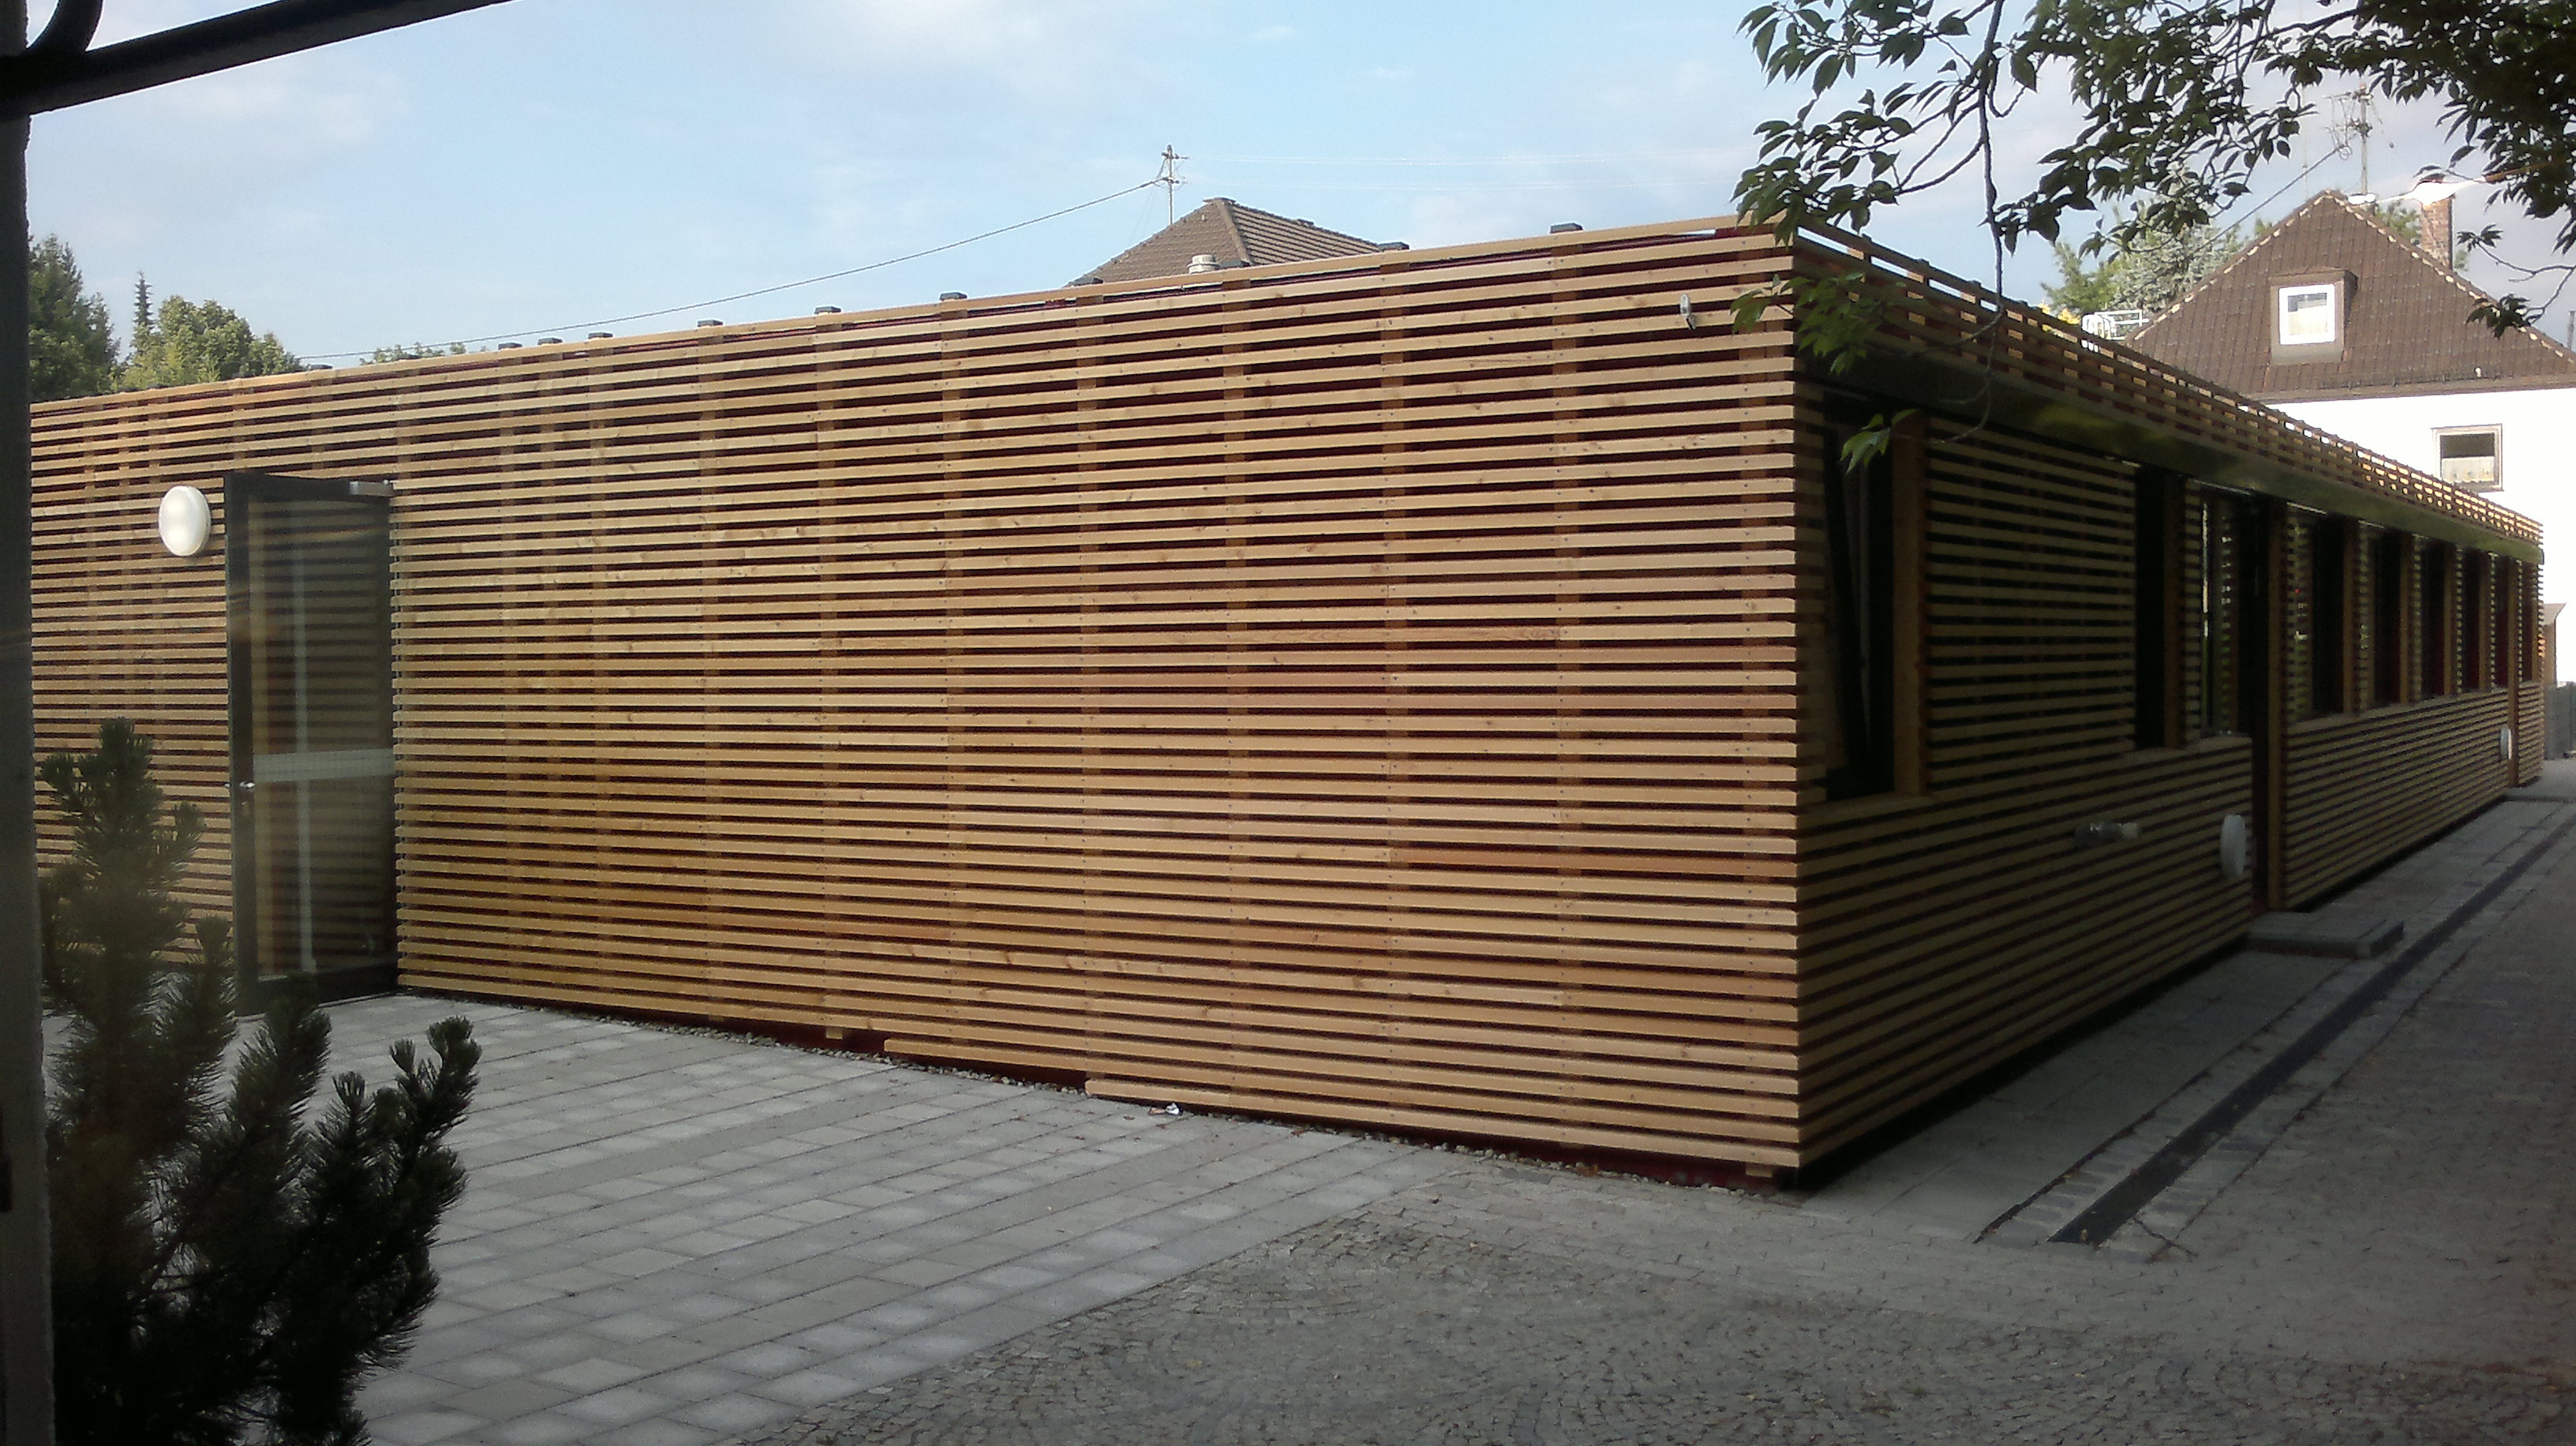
left=158, top=485, right=212, bottom=556
left=2219, top=814, right=2251, bottom=882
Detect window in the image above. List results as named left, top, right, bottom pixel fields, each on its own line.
left=2420, top=542, right=2454, bottom=695
left=2462, top=553, right=2490, bottom=688
left=2277, top=283, right=2339, bottom=347
left=2493, top=554, right=2514, bottom=685
left=2134, top=470, right=2184, bottom=747
left=2436, top=426, right=2500, bottom=491
left=1819, top=421, right=1896, bottom=799
left=2199, top=491, right=2260, bottom=736
left=2308, top=517, right=2349, bottom=716
left=2372, top=530, right=2407, bottom=706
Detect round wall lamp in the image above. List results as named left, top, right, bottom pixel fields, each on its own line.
left=2499, top=725, right=2516, bottom=762
left=157, top=485, right=211, bottom=557
left=2218, top=813, right=2251, bottom=882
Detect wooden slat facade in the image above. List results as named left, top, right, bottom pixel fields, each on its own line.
left=30, top=217, right=2543, bottom=1172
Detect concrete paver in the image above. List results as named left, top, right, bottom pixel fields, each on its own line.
left=333, top=999, right=1445, bottom=1444
left=300, top=762, right=2576, bottom=1442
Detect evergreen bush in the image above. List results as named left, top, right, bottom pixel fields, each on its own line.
left=41, top=719, right=479, bottom=1446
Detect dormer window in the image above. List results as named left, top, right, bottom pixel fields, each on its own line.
left=2277, top=283, right=2338, bottom=347
left=2268, top=271, right=2352, bottom=363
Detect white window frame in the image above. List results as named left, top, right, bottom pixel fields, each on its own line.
left=2435, top=424, right=2502, bottom=492
left=2276, top=283, right=2339, bottom=348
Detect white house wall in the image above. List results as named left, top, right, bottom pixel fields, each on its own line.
left=2275, top=387, right=2568, bottom=679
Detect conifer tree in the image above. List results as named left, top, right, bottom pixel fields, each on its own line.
left=41, top=720, right=479, bottom=1446
left=28, top=236, right=120, bottom=401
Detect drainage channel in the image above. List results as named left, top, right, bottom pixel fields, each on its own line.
left=1983, top=794, right=2576, bottom=1255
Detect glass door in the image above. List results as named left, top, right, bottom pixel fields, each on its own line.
left=227, top=473, right=396, bottom=1002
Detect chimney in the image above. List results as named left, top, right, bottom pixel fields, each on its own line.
left=2420, top=194, right=2453, bottom=272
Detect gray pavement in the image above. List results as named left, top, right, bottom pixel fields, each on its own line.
left=314, top=759, right=2576, bottom=1444
left=338, top=1006, right=1447, bottom=1444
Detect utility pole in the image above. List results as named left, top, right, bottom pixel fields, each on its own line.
left=1157, top=144, right=1186, bottom=226
left=2329, top=88, right=2376, bottom=198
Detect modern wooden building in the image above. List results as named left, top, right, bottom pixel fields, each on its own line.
left=31, top=215, right=2543, bottom=1175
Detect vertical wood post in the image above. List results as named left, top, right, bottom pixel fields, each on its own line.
left=2256, top=499, right=2290, bottom=911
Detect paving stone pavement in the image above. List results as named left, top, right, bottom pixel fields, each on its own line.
left=305, top=763, right=2576, bottom=1444
left=329, top=1002, right=1447, bottom=1445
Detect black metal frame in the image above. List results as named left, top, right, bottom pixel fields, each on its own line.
left=224, top=472, right=398, bottom=1008
left=1, top=0, right=511, bottom=115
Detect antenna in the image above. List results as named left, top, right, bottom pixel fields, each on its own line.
left=1157, top=145, right=1187, bottom=226
left=2327, top=88, right=2376, bottom=197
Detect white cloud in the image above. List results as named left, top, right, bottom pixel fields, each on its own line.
left=768, top=0, right=1178, bottom=104
left=1252, top=24, right=1294, bottom=43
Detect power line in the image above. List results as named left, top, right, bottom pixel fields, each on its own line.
left=1254, top=178, right=1724, bottom=193
left=1200, top=150, right=1731, bottom=167
left=306, top=175, right=1163, bottom=361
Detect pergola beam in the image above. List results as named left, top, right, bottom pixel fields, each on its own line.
left=0, top=0, right=511, bottom=114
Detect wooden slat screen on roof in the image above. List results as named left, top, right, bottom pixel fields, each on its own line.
left=1800, top=227, right=2540, bottom=547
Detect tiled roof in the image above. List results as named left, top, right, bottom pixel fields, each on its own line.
left=2129, top=192, right=2576, bottom=400
left=1074, top=197, right=1388, bottom=285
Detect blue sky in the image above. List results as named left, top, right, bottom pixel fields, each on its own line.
left=25, top=0, right=2570, bottom=362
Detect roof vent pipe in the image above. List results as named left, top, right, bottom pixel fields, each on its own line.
left=1186, top=253, right=1222, bottom=274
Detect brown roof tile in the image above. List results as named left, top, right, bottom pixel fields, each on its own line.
left=1075, top=197, right=1387, bottom=285
left=2129, top=192, right=2576, bottom=400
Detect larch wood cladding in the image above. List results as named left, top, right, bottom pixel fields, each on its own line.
left=1792, top=429, right=2256, bottom=1158
left=28, top=216, right=2542, bottom=1172
left=2283, top=691, right=2530, bottom=906
left=34, top=219, right=1818, bottom=1166
left=33, top=438, right=232, bottom=916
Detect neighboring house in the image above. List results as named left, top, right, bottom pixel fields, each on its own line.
left=2131, top=191, right=2576, bottom=676
left=29, top=215, right=2542, bottom=1181
left=1073, top=196, right=1397, bottom=283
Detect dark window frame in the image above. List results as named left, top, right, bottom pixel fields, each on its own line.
left=2307, top=515, right=2351, bottom=717
left=2372, top=528, right=2408, bottom=707
left=1819, top=417, right=1899, bottom=800
left=2134, top=468, right=2185, bottom=747
left=2197, top=489, right=2263, bottom=737
left=2421, top=541, right=2455, bottom=696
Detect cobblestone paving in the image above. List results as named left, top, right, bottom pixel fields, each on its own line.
left=733, top=1214, right=2566, bottom=1445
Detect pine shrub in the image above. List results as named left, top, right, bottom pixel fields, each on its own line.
left=42, top=719, right=479, bottom=1446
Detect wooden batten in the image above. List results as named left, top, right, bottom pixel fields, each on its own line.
left=30, top=215, right=2540, bottom=1173
left=1785, top=229, right=2542, bottom=1161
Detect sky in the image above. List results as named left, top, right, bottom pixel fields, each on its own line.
left=24, top=0, right=2574, bottom=365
